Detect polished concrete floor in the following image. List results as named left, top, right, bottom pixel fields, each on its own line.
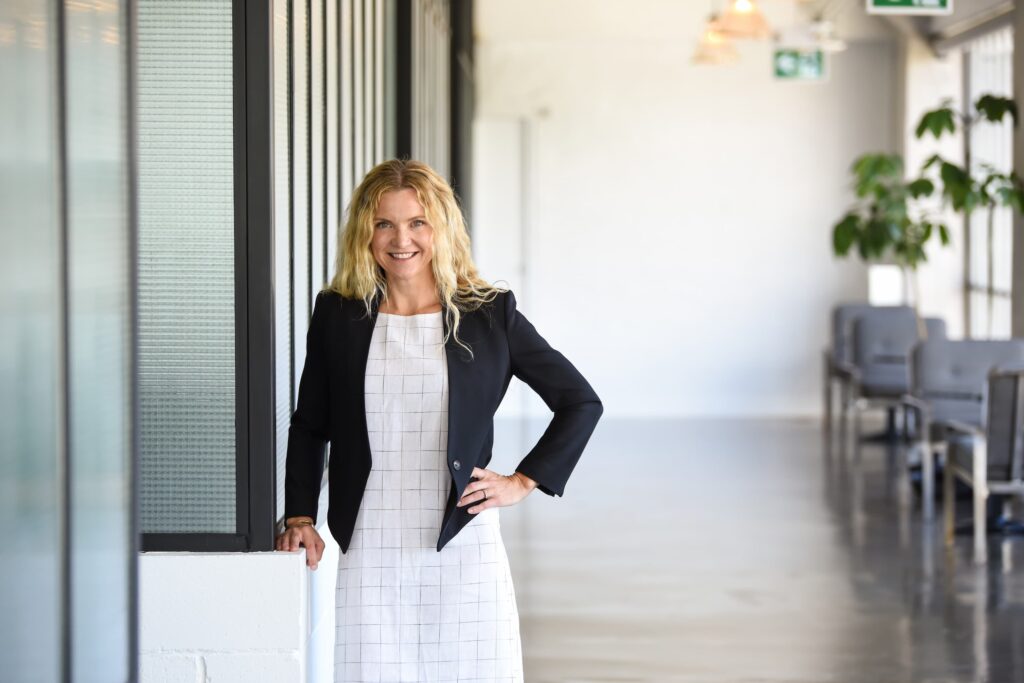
left=496, top=417, right=1024, bottom=683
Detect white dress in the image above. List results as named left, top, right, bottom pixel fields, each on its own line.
left=335, top=310, right=524, bottom=683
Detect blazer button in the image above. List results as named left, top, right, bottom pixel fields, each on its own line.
left=452, top=459, right=461, bottom=470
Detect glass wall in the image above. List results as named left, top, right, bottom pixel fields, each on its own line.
left=65, top=0, right=134, bottom=679
left=0, top=2, right=64, bottom=678
left=1, top=0, right=135, bottom=679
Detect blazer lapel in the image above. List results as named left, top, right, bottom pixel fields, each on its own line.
left=440, top=302, right=474, bottom=532
left=442, top=303, right=472, bottom=482
left=347, top=293, right=380, bottom=469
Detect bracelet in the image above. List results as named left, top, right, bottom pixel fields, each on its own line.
left=287, top=519, right=314, bottom=529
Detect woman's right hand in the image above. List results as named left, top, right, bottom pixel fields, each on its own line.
left=276, top=519, right=326, bottom=570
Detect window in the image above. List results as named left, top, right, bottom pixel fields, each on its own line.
left=962, top=26, right=1014, bottom=339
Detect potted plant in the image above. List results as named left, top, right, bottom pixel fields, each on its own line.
left=831, top=152, right=948, bottom=311
left=832, top=94, right=1024, bottom=322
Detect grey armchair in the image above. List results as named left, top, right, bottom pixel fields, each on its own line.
left=824, top=304, right=911, bottom=437
left=924, top=317, right=947, bottom=341
left=845, top=307, right=921, bottom=448
left=941, top=365, right=1024, bottom=565
left=901, top=339, right=1024, bottom=522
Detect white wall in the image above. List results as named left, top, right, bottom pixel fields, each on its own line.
left=473, top=0, right=900, bottom=418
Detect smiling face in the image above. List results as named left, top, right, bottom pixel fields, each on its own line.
left=370, top=187, right=435, bottom=286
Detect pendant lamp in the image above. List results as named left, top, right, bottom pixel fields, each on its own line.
left=809, top=18, right=847, bottom=53
left=718, top=0, right=772, bottom=40
left=776, top=17, right=847, bottom=53
left=692, top=13, right=740, bottom=65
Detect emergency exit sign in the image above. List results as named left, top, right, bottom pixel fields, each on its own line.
left=867, top=0, right=952, bottom=15
left=773, top=49, right=826, bottom=82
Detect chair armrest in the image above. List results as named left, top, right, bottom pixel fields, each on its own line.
left=833, top=360, right=861, bottom=382
left=939, top=419, right=986, bottom=438
left=900, top=394, right=929, bottom=412
left=991, top=366, right=1024, bottom=380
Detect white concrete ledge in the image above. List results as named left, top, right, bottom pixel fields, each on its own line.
left=139, top=526, right=340, bottom=683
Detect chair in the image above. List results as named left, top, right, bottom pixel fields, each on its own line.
left=824, top=304, right=907, bottom=437
left=845, top=307, right=921, bottom=447
left=901, top=339, right=1024, bottom=521
left=941, top=365, right=1024, bottom=565
left=924, top=317, right=947, bottom=341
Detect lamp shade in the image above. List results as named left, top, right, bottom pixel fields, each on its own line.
left=692, top=14, right=740, bottom=65
left=718, top=0, right=772, bottom=40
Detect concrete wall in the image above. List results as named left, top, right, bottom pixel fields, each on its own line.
left=472, top=0, right=901, bottom=418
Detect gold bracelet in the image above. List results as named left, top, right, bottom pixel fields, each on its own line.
left=287, top=519, right=314, bottom=529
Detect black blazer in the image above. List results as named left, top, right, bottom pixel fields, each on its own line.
left=283, top=288, right=603, bottom=553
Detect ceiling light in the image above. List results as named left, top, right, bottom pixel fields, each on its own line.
left=718, top=0, right=772, bottom=40
left=692, top=13, right=740, bottom=65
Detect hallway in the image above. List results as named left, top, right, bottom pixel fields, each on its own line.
left=500, top=418, right=1024, bottom=682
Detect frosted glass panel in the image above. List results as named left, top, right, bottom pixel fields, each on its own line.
left=137, top=0, right=236, bottom=533
left=65, top=0, right=133, bottom=678
left=0, top=2, right=62, bottom=679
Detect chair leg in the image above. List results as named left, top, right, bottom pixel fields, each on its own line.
left=943, top=444, right=954, bottom=546
left=823, top=354, right=832, bottom=438
left=922, top=440, right=935, bottom=522
left=853, top=400, right=863, bottom=448
left=973, top=436, right=988, bottom=566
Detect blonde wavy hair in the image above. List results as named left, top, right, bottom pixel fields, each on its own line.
left=326, top=158, right=506, bottom=357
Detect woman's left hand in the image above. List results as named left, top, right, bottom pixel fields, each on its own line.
left=457, top=467, right=538, bottom=514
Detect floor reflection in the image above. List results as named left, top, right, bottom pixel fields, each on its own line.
left=496, top=417, right=1024, bottom=682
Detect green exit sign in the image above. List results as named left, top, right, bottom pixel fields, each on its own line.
left=773, top=49, right=826, bottom=82
left=867, top=0, right=952, bottom=15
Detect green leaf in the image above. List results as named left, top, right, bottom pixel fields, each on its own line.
left=979, top=173, right=1001, bottom=205
left=939, top=161, right=975, bottom=211
left=1003, top=187, right=1024, bottom=213
left=976, top=94, right=1018, bottom=127
left=832, top=214, right=861, bottom=256
left=938, top=224, right=950, bottom=245
left=852, top=153, right=902, bottom=197
left=907, top=178, right=934, bottom=198
left=915, top=107, right=957, bottom=139
left=865, top=219, right=890, bottom=258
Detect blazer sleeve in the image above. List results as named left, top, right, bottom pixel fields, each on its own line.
left=283, top=290, right=331, bottom=523
left=504, top=289, right=603, bottom=497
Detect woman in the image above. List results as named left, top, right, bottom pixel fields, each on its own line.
left=275, top=159, right=603, bottom=682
